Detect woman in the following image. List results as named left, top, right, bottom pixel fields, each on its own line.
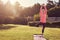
left=40, top=4, right=47, bottom=34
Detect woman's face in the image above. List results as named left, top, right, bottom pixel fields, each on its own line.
left=42, top=9, right=44, bottom=13
left=42, top=6, right=44, bottom=9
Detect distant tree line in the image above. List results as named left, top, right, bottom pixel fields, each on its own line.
left=0, top=0, right=60, bottom=24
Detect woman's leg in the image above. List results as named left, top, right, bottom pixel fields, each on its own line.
left=42, top=23, right=46, bottom=34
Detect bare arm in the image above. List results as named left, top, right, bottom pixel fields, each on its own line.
left=44, top=6, right=47, bottom=12
left=40, top=6, right=43, bottom=17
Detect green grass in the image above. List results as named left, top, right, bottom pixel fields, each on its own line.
left=0, top=24, right=60, bottom=40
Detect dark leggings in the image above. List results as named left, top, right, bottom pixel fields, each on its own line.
left=42, top=23, right=46, bottom=34
left=37, top=22, right=46, bottom=34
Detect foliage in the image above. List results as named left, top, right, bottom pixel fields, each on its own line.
left=34, top=14, right=40, bottom=21
left=0, top=0, right=60, bottom=24
left=0, top=1, right=40, bottom=24
left=48, top=6, right=60, bottom=17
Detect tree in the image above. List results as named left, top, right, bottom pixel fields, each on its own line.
left=4, top=0, right=14, bottom=16
left=34, top=14, right=40, bottom=21
left=31, top=3, right=40, bottom=15
left=14, top=1, right=22, bottom=17
left=0, top=0, right=5, bottom=24
left=47, top=0, right=55, bottom=10
left=48, top=6, right=60, bottom=17
left=20, top=3, right=40, bottom=17
left=0, top=0, right=4, bottom=15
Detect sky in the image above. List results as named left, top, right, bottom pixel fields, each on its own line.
left=1, top=0, right=59, bottom=7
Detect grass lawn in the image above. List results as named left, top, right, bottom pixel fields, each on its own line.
left=0, top=24, right=60, bottom=40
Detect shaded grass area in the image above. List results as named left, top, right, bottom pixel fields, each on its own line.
left=46, top=23, right=60, bottom=28
left=0, top=24, right=60, bottom=40
left=0, top=24, right=16, bottom=30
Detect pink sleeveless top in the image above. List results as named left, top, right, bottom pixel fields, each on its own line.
left=40, top=6, right=47, bottom=23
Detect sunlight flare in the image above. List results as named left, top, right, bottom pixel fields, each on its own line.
left=2, top=0, right=17, bottom=5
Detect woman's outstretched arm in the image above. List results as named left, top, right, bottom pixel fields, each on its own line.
left=44, top=6, right=47, bottom=14
left=40, top=6, right=43, bottom=16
